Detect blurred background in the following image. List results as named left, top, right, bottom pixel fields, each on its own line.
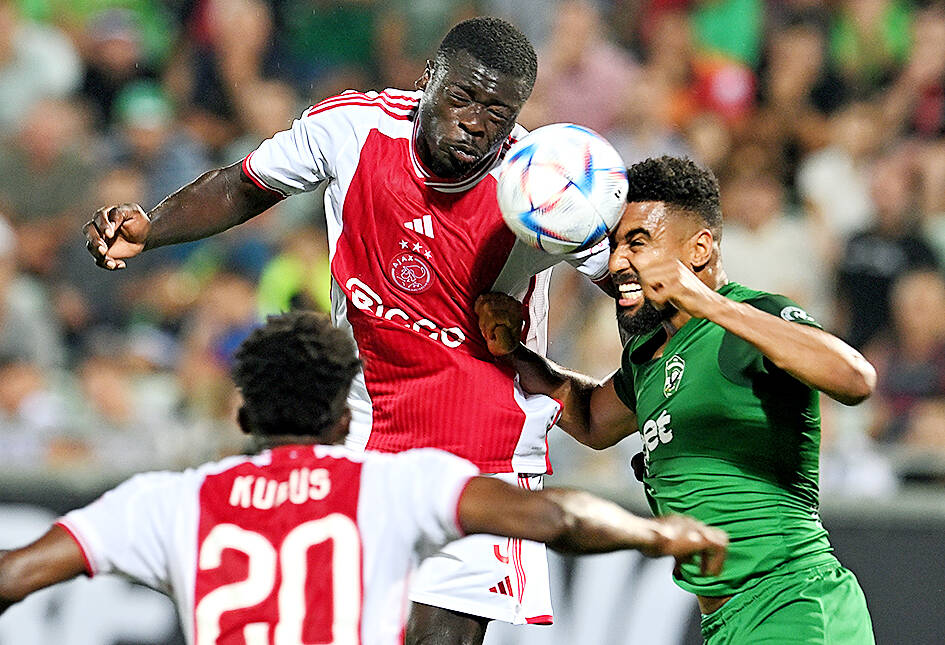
left=0, top=0, right=944, bottom=643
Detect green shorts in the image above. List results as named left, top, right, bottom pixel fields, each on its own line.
left=700, top=563, right=874, bottom=644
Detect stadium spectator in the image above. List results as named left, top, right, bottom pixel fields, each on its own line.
left=868, top=270, right=945, bottom=452
left=105, top=81, right=210, bottom=210
left=0, top=359, right=70, bottom=470
left=836, top=151, right=939, bottom=348
left=719, top=167, right=831, bottom=323
left=525, top=0, right=640, bottom=133
left=0, top=0, right=82, bottom=136
left=797, top=100, right=884, bottom=246
left=828, top=0, right=914, bottom=96
left=0, top=214, right=65, bottom=368
left=78, top=9, right=157, bottom=128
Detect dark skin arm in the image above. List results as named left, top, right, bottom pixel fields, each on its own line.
left=458, top=477, right=727, bottom=575
left=83, top=163, right=282, bottom=269
left=475, top=293, right=637, bottom=449
left=0, top=525, right=87, bottom=616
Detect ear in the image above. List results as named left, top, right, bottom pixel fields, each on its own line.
left=237, top=406, right=253, bottom=436
left=415, top=60, right=434, bottom=91
left=688, top=228, right=714, bottom=271
left=321, top=408, right=352, bottom=445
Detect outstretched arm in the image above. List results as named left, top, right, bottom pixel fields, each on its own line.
left=84, top=162, right=282, bottom=269
left=475, top=293, right=637, bottom=448
left=458, top=477, right=727, bottom=575
left=0, top=525, right=87, bottom=616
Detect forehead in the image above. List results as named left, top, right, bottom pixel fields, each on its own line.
left=615, top=201, right=672, bottom=236
left=437, top=50, right=526, bottom=103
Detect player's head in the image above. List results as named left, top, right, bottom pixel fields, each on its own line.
left=232, top=311, right=361, bottom=445
left=608, top=156, right=723, bottom=336
left=414, top=17, right=537, bottom=178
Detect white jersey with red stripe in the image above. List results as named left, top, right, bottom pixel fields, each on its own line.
left=56, top=445, right=477, bottom=645
left=242, top=89, right=609, bottom=474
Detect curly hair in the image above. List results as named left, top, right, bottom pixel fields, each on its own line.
left=625, top=156, right=723, bottom=235
left=232, top=311, right=361, bottom=438
left=436, top=17, right=538, bottom=97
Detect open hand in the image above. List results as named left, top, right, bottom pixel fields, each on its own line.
left=474, top=292, right=524, bottom=356
left=82, top=203, right=151, bottom=270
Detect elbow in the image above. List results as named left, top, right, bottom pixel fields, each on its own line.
left=544, top=507, right=581, bottom=553
left=0, top=552, right=29, bottom=605
left=834, top=360, right=877, bottom=406
left=532, top=493, right=581, bottom=552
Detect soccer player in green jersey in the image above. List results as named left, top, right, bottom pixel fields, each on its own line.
left=475, top=156, right=877, bottom=643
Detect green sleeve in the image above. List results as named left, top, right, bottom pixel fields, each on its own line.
left=744, top=294, right=822, bottom=330
left=611, top=344, right=637, bottom=413
left=719, top=294, right=822, bottom=386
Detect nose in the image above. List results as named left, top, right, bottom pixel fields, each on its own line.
left=458, top=106, right=487, bottom=137
left=609, top=245, right=631, bottom=274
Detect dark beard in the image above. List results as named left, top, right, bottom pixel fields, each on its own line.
left=617, top=300, right=674, bottom=337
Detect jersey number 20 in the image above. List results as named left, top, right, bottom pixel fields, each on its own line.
left=195, top=514, right=361, bottom=644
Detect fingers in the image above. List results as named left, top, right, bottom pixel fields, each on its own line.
left=83, top=204, right=146, bottom=270
left=702, top=526, right=729, bottom=575
left=656, top=516, right=728, bottom=577
left=475, top=293, right=524, bottom=356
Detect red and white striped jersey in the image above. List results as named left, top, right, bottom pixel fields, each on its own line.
left=243, top=89, right=609, bottom=474
left=57, top=445, right=477, bottom=645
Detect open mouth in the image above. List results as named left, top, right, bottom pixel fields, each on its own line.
left=616, top=280, right=643, bottom=308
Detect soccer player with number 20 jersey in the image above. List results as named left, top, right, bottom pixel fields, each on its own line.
left=0, top=311, right=728, bottom=645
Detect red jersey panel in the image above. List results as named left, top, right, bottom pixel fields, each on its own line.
left=244, top=89, right=610, bottom=472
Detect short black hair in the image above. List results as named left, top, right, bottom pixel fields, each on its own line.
left=232, top=311, right=361, bottom=438
left=625, top=156, right=722, bottom=235
left=436, top=17, right=538, bottom=96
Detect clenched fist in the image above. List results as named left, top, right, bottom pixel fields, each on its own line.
left=83, top=203, right=151, bottom=270
left=474, top=292, right=524, bottom=356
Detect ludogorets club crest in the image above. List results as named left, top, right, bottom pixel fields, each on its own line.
left=664, top=354, right=685, bottom=397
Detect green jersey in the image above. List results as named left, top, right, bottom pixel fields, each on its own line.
left=612, top=282, right=837, bottom=596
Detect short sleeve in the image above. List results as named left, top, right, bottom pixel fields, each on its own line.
left=718, top=293, right=822, bottom=386
left=745, top=293, right=822, bottom=330
left=242, top=101, right=355, bottom=197
left=363, top=449, right=479, bottom=554
left=611, top=366, right=637, bottom=413
left=56, top=471, right=190, bottom=593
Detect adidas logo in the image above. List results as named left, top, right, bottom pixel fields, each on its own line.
left=404, top=214, right=434, bottom=238
left=489, top=575, right=515, bottom=597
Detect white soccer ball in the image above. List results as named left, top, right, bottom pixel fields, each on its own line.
left=496, top=123, right=629, bottom=254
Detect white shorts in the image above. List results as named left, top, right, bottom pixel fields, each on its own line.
left=408, top=473, right=554, bottom=625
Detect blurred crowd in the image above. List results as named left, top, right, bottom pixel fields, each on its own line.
left=0, top=0, right=943, bottom=494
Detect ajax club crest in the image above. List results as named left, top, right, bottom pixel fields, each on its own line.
left=389, top=252, right=432, bottom=293
left=663, top=354, right=685, bottom=397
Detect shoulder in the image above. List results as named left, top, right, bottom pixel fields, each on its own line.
left=303, top=88, right=420, bottom=124
left=365, top=447, right=477, bottom=475
left=725, top=283, right=821, bottom=328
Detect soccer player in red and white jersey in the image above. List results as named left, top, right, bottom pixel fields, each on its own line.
left=0, top=312, right=728, bottom=644
left=82, top=17, right=613, bottom=643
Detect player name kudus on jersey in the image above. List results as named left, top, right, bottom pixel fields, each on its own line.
left=228, top=468, right=332, bottom=510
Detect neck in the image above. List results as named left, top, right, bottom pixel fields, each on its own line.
left=252, top=435, right=339, bottom=450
